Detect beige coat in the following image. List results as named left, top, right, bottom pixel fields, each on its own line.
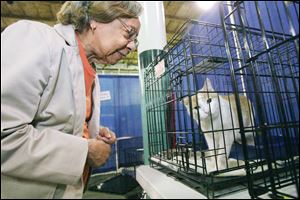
left=1, top=20, right=101, bottom=198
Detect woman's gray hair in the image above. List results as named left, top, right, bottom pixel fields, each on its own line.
left=57, top=1, right=143, bottom=33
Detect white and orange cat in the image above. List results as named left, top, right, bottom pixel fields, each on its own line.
left=183, top=78, right=255, bottom=173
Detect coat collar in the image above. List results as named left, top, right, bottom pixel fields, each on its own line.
left=53, top=24, right=78, bottom=47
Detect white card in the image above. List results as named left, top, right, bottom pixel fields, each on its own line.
left=100, top=91, right=111, bottom=101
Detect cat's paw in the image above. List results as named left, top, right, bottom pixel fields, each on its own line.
left=205, top=160, right=218, bottom=174
left=228, top=158, right=245, bottom=168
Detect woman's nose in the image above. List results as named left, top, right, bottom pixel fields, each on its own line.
left=127, top=40, right=137, bottom=51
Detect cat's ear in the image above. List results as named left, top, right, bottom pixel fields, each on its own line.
left=183, top=96, right=189, bottom=106
left=204, top=78, right=214, bottom=91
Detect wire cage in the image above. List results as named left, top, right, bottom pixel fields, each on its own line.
left=221, top=1, right=299, bottom=198
left=143, top=1, right=299, bottom=199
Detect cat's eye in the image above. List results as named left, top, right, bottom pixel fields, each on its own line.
left=207, top=98, right=212, bottom=103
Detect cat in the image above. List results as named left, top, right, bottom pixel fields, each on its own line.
left=183, top=78, right=255, bottom=173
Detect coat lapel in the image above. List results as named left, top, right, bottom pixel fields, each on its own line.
left=53, top=24, right=86, bottom=137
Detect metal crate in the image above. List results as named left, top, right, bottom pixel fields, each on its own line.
left=143, top=1, right=299, bottom=199
left=220, top=1, right=299, bottom=198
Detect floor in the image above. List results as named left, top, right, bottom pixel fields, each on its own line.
left=83, top=191, right=126, bottom=199
left=82, top=171, right=143, bottom=199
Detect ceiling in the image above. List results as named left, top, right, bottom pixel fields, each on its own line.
left=1, top=1, right=203, bottom=73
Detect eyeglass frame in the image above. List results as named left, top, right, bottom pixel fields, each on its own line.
left=117, top=18, right=139, bottom=48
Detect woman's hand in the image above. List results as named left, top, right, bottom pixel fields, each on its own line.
left=87, top=139, right=111, bottom=168
left=96, top=126, right=116, bottom=145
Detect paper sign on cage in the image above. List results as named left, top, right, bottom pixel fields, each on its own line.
left=155, top=60, right=165, bottom=78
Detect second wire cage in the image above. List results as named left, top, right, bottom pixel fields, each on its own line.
left=144, top=1, right=299, bottom=199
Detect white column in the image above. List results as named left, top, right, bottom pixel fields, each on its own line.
left=138, top=1, right=167, bottom=54
left=137, top=1, right=167, bottom=165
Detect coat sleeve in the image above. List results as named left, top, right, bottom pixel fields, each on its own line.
left=1, top=20, right=88, bottom=185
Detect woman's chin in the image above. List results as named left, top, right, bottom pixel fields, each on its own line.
left=107, top=59, right=120, bottom=65
left=106, top=53, right=124, bottom=65
left=91, top=51, right=124, bottom=65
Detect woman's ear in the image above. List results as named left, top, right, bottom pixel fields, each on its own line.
left=89, top=20, right=97, bottom=33
left=90, top=23, right=97, bottom=33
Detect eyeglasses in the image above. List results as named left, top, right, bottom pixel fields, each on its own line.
left=118, top=18, right=139, bottom=48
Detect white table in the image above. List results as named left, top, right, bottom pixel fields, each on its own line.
left=136, top=165, right=207, bottom=199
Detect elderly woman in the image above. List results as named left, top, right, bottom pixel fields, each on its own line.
left=1, top=1, right=142, bottom=199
